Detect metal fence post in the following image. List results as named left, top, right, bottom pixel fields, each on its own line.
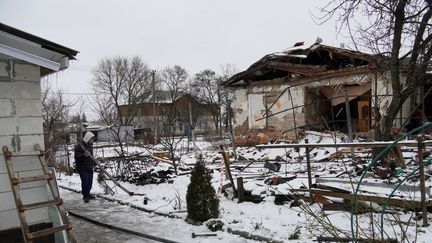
left=305, top=139, right=313, bottom=203
left=417, top=137, right=428, bottom=226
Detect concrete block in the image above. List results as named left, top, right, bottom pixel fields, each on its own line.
left=0, top=134, right=45, bottom=154
left=0, top=117, right=43, bottom=136
left=10, top=156, right=43, bottom=172
left=25, top=207, right=49, bottom=225
left=14, top=63, right=40, bottom=81
left=0, top=60, right=8, bottom=78
left=0, top=209, right=20, bottom=230
left=0, top=81, right=41, bottom=99
left=0, top=191, right=15, bottom=211
left=14, top=99, right=42, bottom=116
left=0, top=157, right=6, bottom=173
left=0, top=99, right=12, bottom=116
left=0, top=173, right=11, bottom=193
left=21, top=186, right=50, bottom=205
left=17, top=169, right=46, bottom=190
left=16, top=81, right=41, bottom=99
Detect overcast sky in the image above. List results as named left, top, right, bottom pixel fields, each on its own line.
left=0, top=0, right=346, bottom=119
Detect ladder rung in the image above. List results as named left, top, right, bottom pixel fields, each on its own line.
left=12, top=174, right=53, bottom=185
left=20, top=199, right=63, bottom=212
left=5, top=151, right=44, bottom=157
left=28, top=224, right=72, bottom=240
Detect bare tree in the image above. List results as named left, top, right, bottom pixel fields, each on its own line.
left=41, top=80, right=72, bottom=165
left=159, top=65, right=189, bottom=102
left=319, top=0, right=432, bottom=141
left=159, top=106, right=182, bottom=175
left=91, top=56, right=152, bottom=156
left=216, top=64, right=237, bottom=133
left=191, top=69, right=222, bottom=136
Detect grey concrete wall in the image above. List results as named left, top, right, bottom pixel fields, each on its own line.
left=0, top=55, right=49, bottom=231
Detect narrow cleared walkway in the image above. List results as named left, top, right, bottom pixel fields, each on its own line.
left=60, top=188, right=253, bottom=243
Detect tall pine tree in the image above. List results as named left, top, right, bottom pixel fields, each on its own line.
left=186, top=156, right=219, bottom=223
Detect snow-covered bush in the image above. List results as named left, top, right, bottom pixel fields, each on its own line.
left=186, top=156, right=219, bottom=223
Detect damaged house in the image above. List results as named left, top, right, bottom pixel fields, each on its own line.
left=224, top=42, right=424, bottom=143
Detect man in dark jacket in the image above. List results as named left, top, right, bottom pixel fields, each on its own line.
left=74, top=131, right=96, bottom=203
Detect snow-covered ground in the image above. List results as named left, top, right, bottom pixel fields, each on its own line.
left=56, top=133, right=432, bottom=242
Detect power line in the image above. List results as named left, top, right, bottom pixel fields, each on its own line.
left=45, top=92, right=110, bottom=96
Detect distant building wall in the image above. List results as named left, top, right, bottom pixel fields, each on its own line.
left=86, top=126, right=134, bottom=142
left=0, top=55, right=48, bottom=231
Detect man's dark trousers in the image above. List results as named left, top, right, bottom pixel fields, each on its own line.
left=78, top=169, right=93, bottom=199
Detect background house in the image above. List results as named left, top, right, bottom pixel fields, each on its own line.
left=118, top=92, right=217, bottom=140
left=84, top=123, right=134, bottom=143
left=224, top=42, right=416, bottom=143
left=0, top=23, right=78, bottom=241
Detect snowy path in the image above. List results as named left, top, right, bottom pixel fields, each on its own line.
left=60, top=188, right=255, bottom=243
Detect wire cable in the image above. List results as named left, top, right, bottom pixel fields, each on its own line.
left=350, top=121, right=432, bottom=242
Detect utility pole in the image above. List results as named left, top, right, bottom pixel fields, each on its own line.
left=188, top=102, right=196, bottom=151
left=151, top=70, right=157, bottom=144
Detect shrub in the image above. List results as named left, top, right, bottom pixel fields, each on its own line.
left=186, top=156, right=219, bottom=223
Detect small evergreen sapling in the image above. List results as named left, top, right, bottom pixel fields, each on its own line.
left=186, top=156, right=219, bottom=223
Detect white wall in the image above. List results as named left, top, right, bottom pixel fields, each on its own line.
left=232, top=82, right=305, bottom=132
left=0, top=55, right=49, bottom=231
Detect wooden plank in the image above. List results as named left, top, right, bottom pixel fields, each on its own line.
left=256, top=140, right=432, bottom=149
left=16, top=173, right=52, bottom=184
left=29, top=224, right=70, bottom=240
left=316, top=177, right=431, bottom=196
left=237, top=177, right=245, bottom=203
left=293, top=189, right=424, bottom=209
left=22, top=199, right=61, bottom=211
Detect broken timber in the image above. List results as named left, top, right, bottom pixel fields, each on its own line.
left=220, top=146, right=237, bottom=196
left=256, top=140, right=432, bottom=149
left=292, top=188, right=429, bottom=211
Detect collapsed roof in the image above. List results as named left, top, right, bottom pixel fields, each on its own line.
left=224, top=42, right=377, bottom=87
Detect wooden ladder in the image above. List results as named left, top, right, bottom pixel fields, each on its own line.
left=2, top=145, right=76, bottom=243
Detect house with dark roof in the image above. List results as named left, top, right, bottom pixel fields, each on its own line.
left=0, top=23, right=78, bottom=242
left=223, top=41, right=422, bottom=144
left=118, top=92, right=217, bottom=140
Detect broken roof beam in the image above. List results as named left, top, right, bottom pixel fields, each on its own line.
left=267, top=62, right=328, bottom=76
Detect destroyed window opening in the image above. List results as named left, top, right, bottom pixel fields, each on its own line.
left=256, top=93, right=391, bottom=122
left=260, top=86, right=364, bottom=122
left=258, top=71, right=376, bottom=119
